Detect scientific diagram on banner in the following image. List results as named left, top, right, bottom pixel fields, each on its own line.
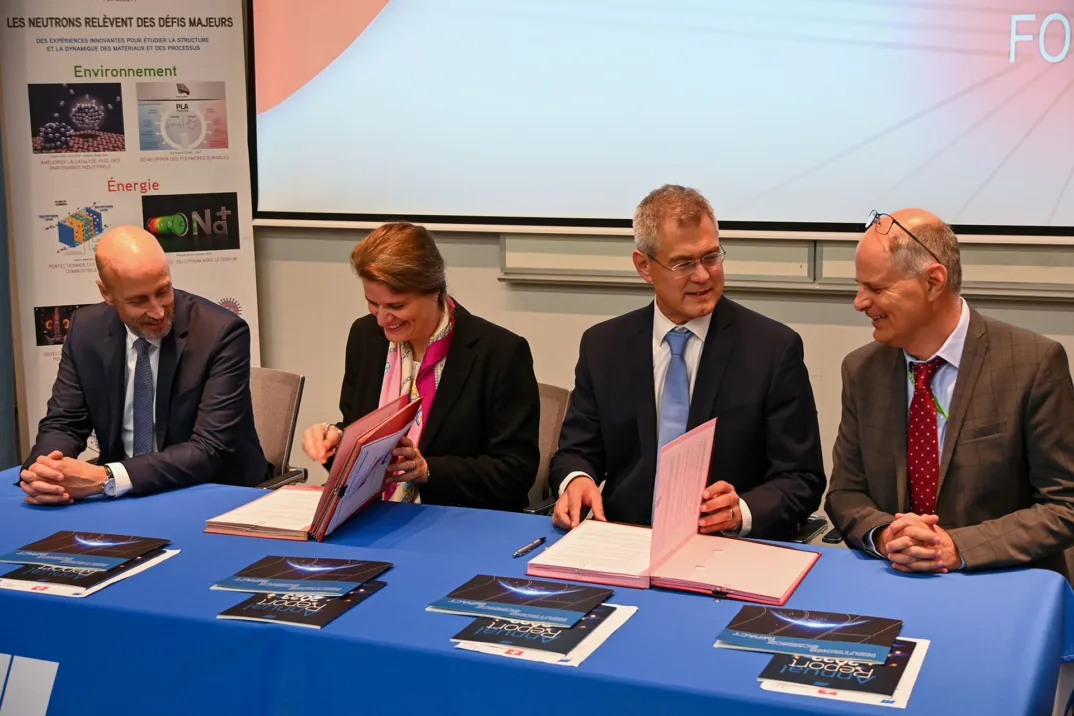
left=32, top=304, right=87, bottom=347
left=39, top=201, right=116, bottom=257
left=142, top=192, right=240, bottom=253
left=137, top=81, right=228, bottom=151
left=0, top=0, right=259, bottom=441
left=28, top=82, right=125, bottom=154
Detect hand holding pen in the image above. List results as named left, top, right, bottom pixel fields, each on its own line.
left=300, top=421, right=343, bottom=464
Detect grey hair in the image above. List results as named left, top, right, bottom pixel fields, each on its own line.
left=889, top=220, right=962, bottom=294
left=633, top=184, right=718, bottom=256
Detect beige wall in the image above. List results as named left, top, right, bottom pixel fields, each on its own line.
left=255, top=226, right=1074, bottom=485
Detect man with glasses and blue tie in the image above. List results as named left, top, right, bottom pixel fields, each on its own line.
left=549, top=184, right=826, bottom=539
left=17, top=225, right=269, bottom=505
left=826, top=208, right=1074, bottom=577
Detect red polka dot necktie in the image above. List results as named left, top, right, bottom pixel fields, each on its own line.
left=907, top=357, right=945, bottom=515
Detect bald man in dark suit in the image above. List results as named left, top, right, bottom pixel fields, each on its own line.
left=19, top=226, right=269, bottom=504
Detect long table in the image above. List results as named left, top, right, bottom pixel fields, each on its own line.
left=1, top=469, right=1072, bottom=716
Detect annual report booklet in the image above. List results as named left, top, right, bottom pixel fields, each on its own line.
left=528, top=419, right=819, bottom=605
left=204, top=394, right=421, bottom=541
left=452, top=603, right=638, bottom=666
left=759, top=638, right=930, bottom=709
left=211, top=556, right=392, bottom=597
left=0, top=548, right=179, bottom=598
left=218, top=581, right=386, bottom=629
left=715, top=606, right=904, bottom=664
left=427, top=575, right=612, bottom=627
left=453, top=603, right=618, bottom=655
left=0, top=531, right=170, bottom=571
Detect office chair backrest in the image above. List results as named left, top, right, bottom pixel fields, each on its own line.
left=529, top=382, right=570, bottom=509
left=250, top=366, right=305, bottom=478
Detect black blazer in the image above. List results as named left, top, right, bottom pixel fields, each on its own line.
left=337, top=302, right=540, bottom=511
left=550, top=298, right=826, bottom=540
left=24, top=289, right=270, bottom=493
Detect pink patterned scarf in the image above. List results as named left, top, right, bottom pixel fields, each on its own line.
left=378, top=297, right=456, bottom=502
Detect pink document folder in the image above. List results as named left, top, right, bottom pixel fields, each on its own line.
left=528, top=419, right=819, bottom=605
left=205, top=395, right=421, bottom=542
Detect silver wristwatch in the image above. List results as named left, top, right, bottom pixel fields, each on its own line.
left=102, top=465, right=117, bottom=497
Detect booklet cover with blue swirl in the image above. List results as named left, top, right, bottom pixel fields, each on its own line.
left=427, top=575, right=612, bottom=627
left=1, top=548, right=167, bottom=587
left=758, top=638, right=919, bottom=695
left=218, top=581, right=386, bottom=629
left=452, top=604, right=616, bottom=654
left=0, top=531, right=170, bottom=571
left=212, top=556, right=392, bottom=597
left=715, top=606, right=903, bottom=664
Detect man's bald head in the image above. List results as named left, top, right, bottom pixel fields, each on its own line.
left=95, top=225, right=175, bottom=341
left=94, top=225, right=169, bottom=288
left=854, top=208, right=964, bottom=357
left=862, top=208, right=962, bottom=294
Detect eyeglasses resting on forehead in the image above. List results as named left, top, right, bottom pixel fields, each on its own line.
left=646, top=246, right=727, bottom=276
left=865, top=210, right=942, bottom=264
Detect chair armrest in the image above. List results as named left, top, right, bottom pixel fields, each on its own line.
left=523, top=497, right=556, bottom=516
left=257, top=467, right=307, bottom=490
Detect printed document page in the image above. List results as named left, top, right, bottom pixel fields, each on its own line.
left=326, top=426, right=410, bottom=534
left=528, top=521, right=651, bottom=577
left=650, top=419, right=716, bottom=570
left=210, top=486, right=321, bottom=531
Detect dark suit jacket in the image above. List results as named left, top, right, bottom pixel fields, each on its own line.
left=337, top=302, right=540, bottom=511
left=549, top=298, right=826, bottom=539
left=826, top=308, right=1074, bottom=576
left=24, top=289, right=270, bottom=493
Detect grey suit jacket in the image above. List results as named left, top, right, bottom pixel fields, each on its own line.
left=825, top=307, right=1074, bottom=577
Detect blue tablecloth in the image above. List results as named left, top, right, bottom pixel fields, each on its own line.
left=1, top=466, right=1072, bottom=716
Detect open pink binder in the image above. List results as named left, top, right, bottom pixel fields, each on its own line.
left=528, top=419, right=819, bottom=605
left=205, top=395, right=421, bottom=542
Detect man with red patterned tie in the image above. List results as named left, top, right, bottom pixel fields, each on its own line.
left=826, top=209, right=1074, bottom=578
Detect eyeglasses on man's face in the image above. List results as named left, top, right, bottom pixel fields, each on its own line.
left=647, top=246, right=726, bottom=277
left=865, top=210, right=942, bottom=264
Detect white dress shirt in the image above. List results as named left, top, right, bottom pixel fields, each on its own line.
left=104, top=326, right=161, bottom=497
left=863, top=298, right=970, bottom=558
left=561, top=303, right=753, bottom=536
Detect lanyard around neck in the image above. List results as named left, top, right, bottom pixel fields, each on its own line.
left=906, top=365, right=949, bottom=420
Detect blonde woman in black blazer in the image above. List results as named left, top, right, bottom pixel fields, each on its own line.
left=302, top=222, right=540, bottom=512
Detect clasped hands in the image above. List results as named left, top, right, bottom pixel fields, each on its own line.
left=876, top=513, right=961, bottom=573
left=19, top=450, right=107, bottom=506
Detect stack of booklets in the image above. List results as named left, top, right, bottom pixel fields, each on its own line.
left=429, top=575, right=636, bottom=666
left=715, top=605, right=928, bottom=708
left=451, top=603, right=638, bottom=667
left=528, top=419, right=819, bottom=604
left=0, top=530, right=178, bottom=598
left=213, top=555, right=391, bottom=628
left=204, top=394, right=421, bottom=541
left=758, top=639, right=929, bottom=708
left=428, top=574, right=611, bottom=625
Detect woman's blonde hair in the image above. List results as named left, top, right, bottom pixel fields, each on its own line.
left=350, top=222, right=447, bottom=303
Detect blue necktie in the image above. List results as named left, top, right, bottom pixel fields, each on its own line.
left=133, top=338, right=154, bottom=456
left=658, top=327, right=691, bottom=448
